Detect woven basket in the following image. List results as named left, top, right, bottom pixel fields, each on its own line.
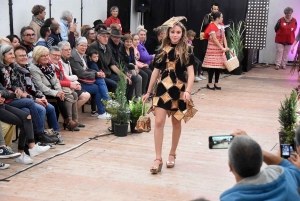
left=224, top=51, right=240, bottom=72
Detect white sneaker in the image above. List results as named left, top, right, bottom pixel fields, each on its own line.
left=0, top=162, right=10, bottom=169
left=199, top=75, right=206, bottom=80
left=15, top=152, right=33, bottom=164
left=29, top=144, right=50, bottom=157
left=194, top=76, right=202, bottom=82
left=98, top=113, right=111, bottom=119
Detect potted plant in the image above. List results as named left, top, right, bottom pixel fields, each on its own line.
left=278, top=90, right=299, bottom=146
left=113, top=68, right=130, bottom=137
left=129, top=98, right=145, bottom=133
left=226, top=20, right=246, bottom=75
left=102, top=92, right=119, bottom=133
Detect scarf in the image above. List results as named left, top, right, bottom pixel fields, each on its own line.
left=49, top=60, right=64, bottom=80
left=14, top=63, right=39, bottom=96
left=32, top=15, right=44, bottom=27
left=0, top=64, right=12, bottom=90
left=36, top=62, right=55, bottom=81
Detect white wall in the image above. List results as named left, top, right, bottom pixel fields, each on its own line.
left=130, top=0, right=140, bottom=34
left=0, top=0, right=10, bottom=37
left=259, top=0, right=300, bottom=64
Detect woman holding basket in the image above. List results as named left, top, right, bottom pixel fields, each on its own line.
left=202, top=12, right=229, bottom=90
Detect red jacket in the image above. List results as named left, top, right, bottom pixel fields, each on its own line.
left=275, top=17, right=297, bottom=44
left=104, top=16, right=122, bottom=33
left=53, top=61, right=71, bottom=87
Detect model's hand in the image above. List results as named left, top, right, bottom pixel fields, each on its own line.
left=288, top=152, right=300, bottom=169
left=142, top=93, right=149, bottom=103
left=183, top=91, right=191, bottom=102
left=222, top=48, right=227, bottom=52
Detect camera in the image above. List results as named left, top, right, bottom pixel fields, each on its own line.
left=209, top=135, right=234, bottom=149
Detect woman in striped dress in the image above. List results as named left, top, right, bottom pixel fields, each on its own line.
left=202, top=12, right=229, bottom=90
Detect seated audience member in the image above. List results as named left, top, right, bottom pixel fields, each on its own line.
left=186, top=30, right=206, bottom=82
left=137, top=26, right=155, bottom=70
left=44, top=17, right=57, bottom=27
left=49, top=46, right=83, bottom=131
left=0, top=84, right=50, bottom=164
left=220, top=129, right=300, bottom=200
left=29, top=5, right=46, bottom=42
left=0, top=122, right=14, bottom=147
left=20, top=26, right=36, bottom=62
left=81, top=24, right=91, bottom=36
left=57, top=41, right=90, bottom=112
left=92, top=20, right=104, bottom=30
left=82, top=28, right=96, bottom=47
left=107, top=29, right=137, bottom=101
left=35, top=25, right=51, bottom=48
left=14, top=45, right=61, bottom=138
left=0, top=44, right=57, bottom=144
left=48, top=23, right=62, bottom=47
left=29, top=46, right=77, bottom=135
left=145, top=26, right=166, bottom=55
left=132, top=34, right=152, bottom=94
left=104, top=6, right=122, bottom=33
left=6, top=35, right=20, bottom=48
left=59, top=10, right=73, bottom=41
left=69, top=37, right=110, bottom=119
left=87, top=29, right=123, bottom=92
left=120, top=34, right=144, bottom=100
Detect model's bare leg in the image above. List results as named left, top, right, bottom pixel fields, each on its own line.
left=167, top=116, right=182, bottom=167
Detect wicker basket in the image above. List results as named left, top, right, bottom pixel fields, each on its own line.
left=224, top=51, right=240, bottom=72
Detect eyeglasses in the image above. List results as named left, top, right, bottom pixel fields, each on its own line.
left=16, top=54, right=28, bottom=58
left=25, top=34, right=35, bottom=37
left=51, top=54, right=61, bottom=58
left=40, top=54, right=49, bottom=58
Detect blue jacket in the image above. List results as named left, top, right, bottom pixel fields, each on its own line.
left=87, top=60, right=100, bottom=72
left=220, top=160, right=300, bottom=201
left=59, top=19, right=69, bottom=41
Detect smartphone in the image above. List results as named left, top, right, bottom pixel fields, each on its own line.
left=73, top=18, right=77, bottom=24
left=209, top=135, right=234, bottom=149
left=280, top=144, right=294, bottom=159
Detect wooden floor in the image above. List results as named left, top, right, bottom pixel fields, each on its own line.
left=0, top=65, right=297, bottom=201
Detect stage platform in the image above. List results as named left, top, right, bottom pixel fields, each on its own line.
left=0, top=65, right=298, bottom=201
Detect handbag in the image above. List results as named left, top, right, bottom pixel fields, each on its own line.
left=78, top=77, right=96, bottom=84
left=135, top=104, right=151, bottom=132
left=224, top=50, right=240, bottom=72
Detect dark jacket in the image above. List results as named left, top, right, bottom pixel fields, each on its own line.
left=107, top=39, right=129, bottom=72
left=0, top=83, right=15, bottom=100
left=87, top=60, right=100, bottom=72
left=87, top=40, right=115, bottom=77
left=145, top=36, right=160, bottom=55
left=48, top=33, right=63, bottom=47
left=69, top=48, right=97, bottom=79
left=202, top=13, right=213, bottom=32
left=120, top=45, right=136, bottom=68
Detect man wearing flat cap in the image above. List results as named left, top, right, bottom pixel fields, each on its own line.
left=87, top=28, right=134, bottom=96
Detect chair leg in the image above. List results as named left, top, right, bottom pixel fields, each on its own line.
left=12, top=126, right=19, bottom=142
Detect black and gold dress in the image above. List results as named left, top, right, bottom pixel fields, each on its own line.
left=148, top=44, right=198, bottom=123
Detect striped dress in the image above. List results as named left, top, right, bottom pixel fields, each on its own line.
left=202, top=23, right=226, bottom=69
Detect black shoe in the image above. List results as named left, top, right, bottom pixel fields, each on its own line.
left=35, top=133, right=58, bottom=143
left=0, top=146, right=21, bottom=159
left=214, top=84, right=221, bottom=90
left=206, top=84, right=215, bottom=90
left=77, top=123, right=85, bottom=128
left=37, top=142, right=56, bottom=149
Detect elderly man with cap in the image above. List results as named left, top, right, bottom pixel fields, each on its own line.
left=69, top=37, right=110, bottom=119
left=87, top=28, right=134, bottom=95
left=220, top=129, right=300, bottom=200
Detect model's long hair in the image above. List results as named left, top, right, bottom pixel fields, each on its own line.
left=156, top=22, right=191, bottom=66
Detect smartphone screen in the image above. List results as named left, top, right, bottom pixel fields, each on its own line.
left=209, top=135, right=234, bottom=149
left=73, top=18, right=77, bottom=23
left=280, top=144, right=291, bottom=159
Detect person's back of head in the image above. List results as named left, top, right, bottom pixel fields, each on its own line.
left=229, top=135, right=263, bottom=178
left=40, top=26, right=50, bottom=38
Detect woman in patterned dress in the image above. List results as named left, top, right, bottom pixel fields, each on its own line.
left=142, top=18, right=197, bottom=174
left=202, top=12, right=229, bottom=90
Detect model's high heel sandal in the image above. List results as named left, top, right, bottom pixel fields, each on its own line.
left=150, top=158, right=163, bottom=174
left=166, top=154, right=176, bottom=168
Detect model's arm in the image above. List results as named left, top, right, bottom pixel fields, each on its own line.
left=142, top=68, right=159, bottom=103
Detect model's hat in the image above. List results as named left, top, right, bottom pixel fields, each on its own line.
left=161, top=16, right=187, bottom=28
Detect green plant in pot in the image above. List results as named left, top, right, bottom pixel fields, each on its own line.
left=102, top=92, right=119, bottom=133
left=278, top=90, right=299, bottom=145
left=226, top=20, right=246, bottom=75
left=113, top=66, right=130, bottom=137
left=129, top=98, right=147, bottom=133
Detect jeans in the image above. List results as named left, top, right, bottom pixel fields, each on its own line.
left=194, top=56, right=202, bottom=76
left=0, top=104, right=35, bottom=150
left=35, top=103, right=59, bottom=132
left=105, top=73, right=119, bottom=92
left=8, top=98, right=44, bottom=134
left=81, top=78, right=109, bottom=115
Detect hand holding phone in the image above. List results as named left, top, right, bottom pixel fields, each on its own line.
left=209, top=135, right=234, bottom=149
left=280, top=144, right=294, bottom=159
left=73, top=18, right=77, bottom=24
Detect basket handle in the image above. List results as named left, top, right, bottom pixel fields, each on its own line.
left=142, top=103, right=145, bottom=116
left=228, top=50, right=236, bottom=57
